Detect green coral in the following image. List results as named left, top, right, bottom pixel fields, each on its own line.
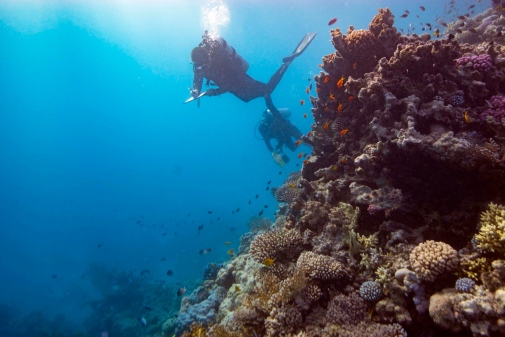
left=473, top=203, right=505, bottom=255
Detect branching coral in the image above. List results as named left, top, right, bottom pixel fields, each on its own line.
left=473, top=203, right=505, bottom=254
left=249, top=229, right=303, bottom=264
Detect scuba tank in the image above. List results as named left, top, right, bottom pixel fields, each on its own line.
left=264, top=108, right=291, bottom=119
left=213, top=37, right=249, bottom=73
left=200, top=32, right=249, bottom=73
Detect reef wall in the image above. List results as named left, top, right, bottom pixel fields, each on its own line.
left=174, top=7, right=505, bottom=337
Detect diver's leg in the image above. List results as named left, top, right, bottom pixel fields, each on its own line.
left=266, top=62, right=291, bottom=94
left=264, top=95, right=283, bottom=119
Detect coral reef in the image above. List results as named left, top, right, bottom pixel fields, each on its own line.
left=175, top=7, right=505, bottom=337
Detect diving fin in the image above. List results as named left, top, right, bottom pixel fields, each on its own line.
left=283, top=32, right=317, bottom=63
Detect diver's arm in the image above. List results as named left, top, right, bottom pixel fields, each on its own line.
left=206, top=87, right=228, bottom=96
left=192, top=71, right=204, bottom=97
left=264, top=138, right=274, bottom=153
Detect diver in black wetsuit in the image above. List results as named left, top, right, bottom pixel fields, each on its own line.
left=257, top=108, right=311, bottom=166
left=186, top=31, right=316, bottom=120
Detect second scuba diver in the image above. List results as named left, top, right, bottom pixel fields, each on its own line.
left=257, top=108, right=311, bottom=167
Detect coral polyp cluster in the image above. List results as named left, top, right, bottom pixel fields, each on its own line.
left=170, top=7, right=505, bottom=337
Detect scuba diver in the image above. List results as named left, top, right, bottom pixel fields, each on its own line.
left=185, top=31, right=317, bottom=122
left=256, top=108, right=310, bottom=166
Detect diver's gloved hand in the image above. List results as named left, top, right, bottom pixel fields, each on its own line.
left=190, top=89, right=200, bottom=98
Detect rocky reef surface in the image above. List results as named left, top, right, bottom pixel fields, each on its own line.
left=173, top=7, right=505, bottom=337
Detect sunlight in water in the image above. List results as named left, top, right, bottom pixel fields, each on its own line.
left=201, top=0, right=230, bottom=37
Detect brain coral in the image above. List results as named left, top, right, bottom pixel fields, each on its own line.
left=409, top=240, right=459, bottom=282
left=296, top=251, right=349, bottom=280
left=473, top=203, right=505, bottom=254
left=249, top=229, right=303, bottom=264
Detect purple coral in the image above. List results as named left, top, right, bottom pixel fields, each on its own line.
left=456, top=54, right=493, bottom=72
left=481, top=94, right=505, bottom=123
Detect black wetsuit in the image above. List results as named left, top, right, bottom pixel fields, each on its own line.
left=258, top=116, right=303, bottom=154
left=192, top=42, right=291, bottom=117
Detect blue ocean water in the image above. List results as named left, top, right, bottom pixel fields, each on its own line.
left=0, top=0, right=490, bottom=335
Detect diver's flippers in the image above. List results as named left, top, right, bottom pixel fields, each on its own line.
left=283, top=32, right=317, bottom=63
left=184, top=91, right=207, bottom=104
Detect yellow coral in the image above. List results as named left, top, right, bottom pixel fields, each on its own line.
left=461, top=256, right=491, bottom=281
left=473, top=203, right=505, bottom=254
left=357, top=233, right=378, bottom=249
left=375, top=264, right=392, bottom=286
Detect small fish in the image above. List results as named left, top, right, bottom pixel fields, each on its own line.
left=227, top=249, right=235, bottom=257
left=266, top=186, right=269, bottom=191
left=458, top=16, right=466, bottom=20
left=305, top=87, right=310, bottom=94
left=337, top=76, right=345, bottom=88
left=329, top=93, right=336, bottom=100
left=207, top=211, right=212, bottom=214
left=448, top=33, right=455, bottom=40
left=264, top=205, right=268, bottom=208
left=298, top=153, right=304, bottom=159
left=420, top=6, right=425, bottom=11
left=323, top=121, right=330, bottom=130
left=278, top=171, right=282, bottom=175
left=426, top=23, right=432, bottom=30
left=289, top=183, right=295, bottom=188
left=51, top=274, right=58, bottom=279
left=199, top=248, right=212, bottom=255
left=303, top=159, right=309, bottom=165
left=234, top=285, right=241, bottom=291
left=236, top=207, right=240, bottom=212
left=469, top=28, right=477, bottom=34
left=224, top=241, right=231, bottom=245
left=464, top=111, right=471, bottom=123
left=323, top=75, right=330, bottom=83
left=340, top=128, right=350, bottom=136
left=309, top=83, right=312, bottom=90
left=295, top=139, right=302, bottom=146
left=456, top=29, right=463, bottom=34
left=138, top=316, right=147, bottom=326
left=255, top=194, right=259, bottom=199
left=401, top=13, right=408, bottom=18
left=404, top=10, right=409, bottom=14
left=97, top=243, right=102, bottom=248
left=142, top=304, right=152, bottom=311
left=307, top=131, right=313, bottom=136
left=328, top=17, right=337, bottom=26
left=332, top=165, right=338, bottom=171
left=303, top=114, right=308, bottom=118
left=161, top=257, right=166, bottom=261
left=248, top=200, right=251, bottom=204
left=341, top=159, right=347, bottom=164
left=166, top=270, right=174, bottom=276
left=198, top=224, right=203, bottom=235
left=263, top=258, right=275, bottom=266
left=337, top=102, right=343, bottom=113
left=258, top=210, right=264, bottom=216
left=177, top=287, right=187, bottom=296
left=300, top=99, right=304, bottom=106
left=468, top=4, right=475, bottom=9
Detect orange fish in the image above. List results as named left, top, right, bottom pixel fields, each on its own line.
left=340, top=128, right=349, bottom=135
left=324, top=107, right=329, bottom=112
left=337, top=102, right=343, bottom=113
left=329, top=93, right=336, bottom=100
left=332, top=165, right=338, bottom=171
left=352, top=62, right=357, bottom=70
left=337, top=76, right=345, bottom=88
left=300, top=99, right=305, bottom=106
left=316, top=88, right=321, bottom=93
left=328, top=53, right=334, bottom=60
left=341, top=159, right=347, bottom=164
left=298, top=153, right=304, bottom=159
left=303, top=114, right=308, bottom=118
left=303, top=159, right=310, bottom=165
left=307, top=131, right=313, bottom=136
left=323, top=76, right=330, bottom=84
left=305, top=87, right=310, bottom=94
left=295, top=139, right=302, bottom=146
left=328, top=17, right=337, bottom=26
left=348, top=96, right=354, bottom=102
left=323, top=122, right=330, bottom=130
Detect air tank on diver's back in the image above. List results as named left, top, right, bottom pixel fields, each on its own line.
left=212, top=36, right=249, bottom=72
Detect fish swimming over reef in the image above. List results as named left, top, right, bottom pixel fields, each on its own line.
left=177, top=287, right=187, bottom=296
left=199, top=248, right=212, bottom=255
left=138, top=316, right=147, bottom=326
